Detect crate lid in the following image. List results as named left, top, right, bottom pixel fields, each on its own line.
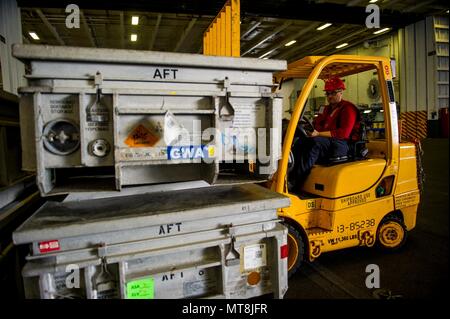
left=12, top=44, right=287, bottom=72
left=13, top=184, right=289, bottom=244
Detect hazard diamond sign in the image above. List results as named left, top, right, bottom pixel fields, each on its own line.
left=125, top=124, right=159, bottom=147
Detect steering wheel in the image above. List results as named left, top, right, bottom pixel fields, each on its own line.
left=297, top=116, right=315, bottom=137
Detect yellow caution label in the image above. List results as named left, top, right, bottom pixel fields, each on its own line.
left=208, top=145, right=215, bottom=157
left=125, top=124, right=159, bottom=147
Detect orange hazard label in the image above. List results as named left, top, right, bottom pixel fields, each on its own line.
left=125, top=125, right=159, bottom=147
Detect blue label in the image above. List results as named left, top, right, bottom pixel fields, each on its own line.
left=167, top=145, right=210, bottom=160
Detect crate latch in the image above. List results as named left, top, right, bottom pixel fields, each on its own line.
left=225, top=225, right=240, bottom=266
left=219, top=77, right=235, bottom=121
left=93, top=243, right=117, bottom=297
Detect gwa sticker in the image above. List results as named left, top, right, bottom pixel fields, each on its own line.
left=167, top=145, right=214, bottom=160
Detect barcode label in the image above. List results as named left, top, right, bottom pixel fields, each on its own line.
left=243, top=243, right=267, bottom=271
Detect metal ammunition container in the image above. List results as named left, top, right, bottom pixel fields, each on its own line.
left=13, top=45, right=286, bottom=196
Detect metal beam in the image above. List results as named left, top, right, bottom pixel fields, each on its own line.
left=19, top=0, right=432, bottom=28
left=174, top=17, right=197, bottom=52
left=119, top=11, right=124, bottom=49
left=105, top=10, right=112, bottom=48
left=381, top=0, right=404, bottom=10
left=241, top=21, right=292, bottom=56
left=35, top=8, right=64, bottom=45
left=149, top=13, right=162, bottom=50
left=257, top=22, right=321, bottom=58
left=80, top=10, right=96, bottom=47
left=241, top=20, right=262, bottom=39
left=403, top=0, right=437, bottom=13
left=309, top=28, right=369, bottom=55
left=346, top=0, right=365, bottom=7
left=275, top=25, right=347, bottom=60
left=323, top=29, right=395, bottom=56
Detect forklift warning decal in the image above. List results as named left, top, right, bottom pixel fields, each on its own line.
left=125, top=124, right=159, bottom=147
left=340, top=192, right=371, bottom=207
left=328, top=229, right=375, bottom=246
left=395, top=191, right=420, bottom=209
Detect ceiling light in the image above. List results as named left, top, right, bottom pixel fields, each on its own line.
left=363, top=110, right=372, bottom=113
left=131, top=16, right=139, bottom=25
left=336, top=43, right=348, bottom=49
left=29, top=32, right=39, bottom=40
left=259, top=50, right=274, bottom=59
left=316, top=23, right=332, bottom=31
left=373, top=27, right=390, bottom=35
left=285, top=40, right=297, bottom=47
left=130, top=34, right=137, bottom=42
left=263, top=57, right=269, bottom=60
left=369, top=0, right=378, bottom=3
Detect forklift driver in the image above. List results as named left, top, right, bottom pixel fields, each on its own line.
left=296, top=76, right=360, bottom=184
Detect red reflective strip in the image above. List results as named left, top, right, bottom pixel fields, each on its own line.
left=280, top=244, right=288, bottom=259
left=38, top=240, right=60, bottom=253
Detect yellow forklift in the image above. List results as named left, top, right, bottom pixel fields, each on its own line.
left=270, top=55, right=423, bottom=277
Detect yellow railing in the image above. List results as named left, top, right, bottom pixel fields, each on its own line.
left=203, top=0, right=240, bottom=57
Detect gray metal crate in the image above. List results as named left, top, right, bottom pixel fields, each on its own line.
left=13, top=45, right=286, bottom=196
left=13, top=184, right=290, bottom=299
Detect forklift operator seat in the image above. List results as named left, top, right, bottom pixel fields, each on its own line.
left=326, top=118, right=369, bottom=165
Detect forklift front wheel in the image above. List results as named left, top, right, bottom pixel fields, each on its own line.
left=285, top=224, right=305, bottom=278
left=376, top=215, right=407, bottom=250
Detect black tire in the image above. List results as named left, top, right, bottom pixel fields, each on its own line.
left=376, top=215, right=407, bottom=251
left=285, top=223, right=305, bottom=278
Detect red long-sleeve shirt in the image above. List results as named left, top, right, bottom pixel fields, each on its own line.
left=313, top=99, right=358, bottom=140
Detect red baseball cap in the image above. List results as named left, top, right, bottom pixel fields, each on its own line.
left=324, top=77, right=346, bottom=91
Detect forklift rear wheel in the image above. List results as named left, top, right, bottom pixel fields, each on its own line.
left=285, top=223, right=305, bottom=278
left=376, top=215, right=407, bottom=250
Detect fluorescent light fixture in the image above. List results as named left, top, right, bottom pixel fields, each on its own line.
left=316, top=23, right=332, bottom=31
left=259, top=50, right=274, bottom=59
left=130, top=34, right=137, bottom=42
left=131, top=16, right=139, bottom=25
left=29, top=32, right=39, bottom=40
left=373, top=27, right=390, bottom=35
left=369, top=0, right=378, bottom=3
left=263, top=57, right=269, bottom=60
left=380, top=109, right=384, bottom=112
left=363, top=110, right=372, bottom=114
left=335, top=43, right=348, bottom=49
left=285, top=40, right=297, bottom=47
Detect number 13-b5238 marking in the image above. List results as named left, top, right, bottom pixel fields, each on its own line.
left=337, top=219, right=375, bottom=233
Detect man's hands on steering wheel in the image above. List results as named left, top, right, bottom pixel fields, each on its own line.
left=297, top=116, right=316, bottom=137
